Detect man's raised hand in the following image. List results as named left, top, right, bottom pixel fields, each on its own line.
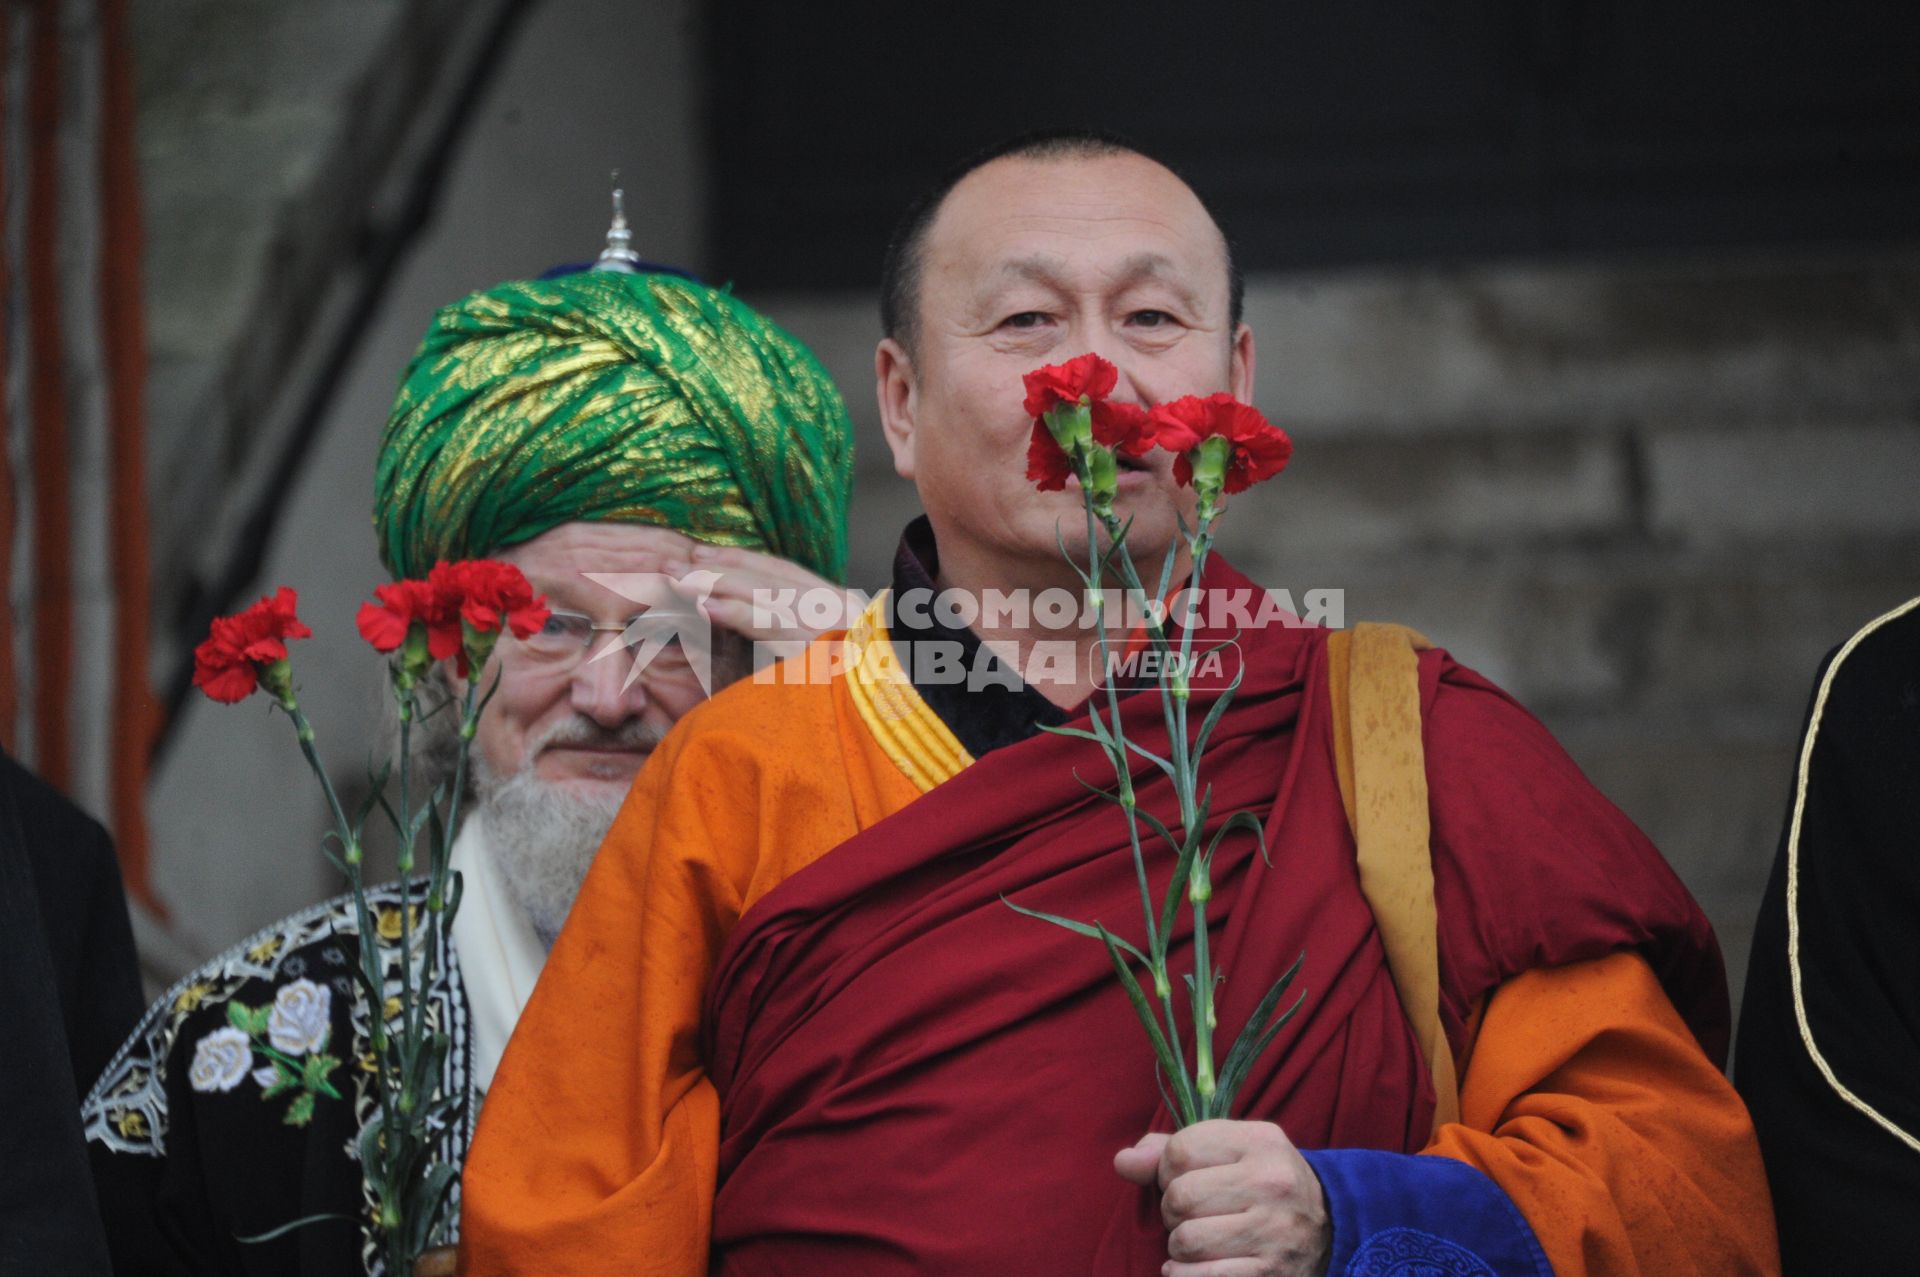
left=1114, top=1120, right=1331, bottom=1277
left=670, top=542, right=864, bottom=647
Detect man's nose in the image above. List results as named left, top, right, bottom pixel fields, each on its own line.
left=570, top=635, right=648, bottom=727
left=1068, top=321, right=1148, bottom=406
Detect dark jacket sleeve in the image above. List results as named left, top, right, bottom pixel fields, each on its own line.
left=0, top=752, right=118, bottom=1277
left=4, top=755, right=146, bottom=1094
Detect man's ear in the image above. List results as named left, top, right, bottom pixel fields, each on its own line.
left=1229, top=323, right=1256, bottom=403
left=875, top=337, right=918, bottom=481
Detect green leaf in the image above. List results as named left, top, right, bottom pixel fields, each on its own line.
left=1073, top=773, right=1127, bottom=806
left=1156, top=821, right=1207, bottom=948
left=407, top=798, right=435, bottom=843
left=1095, top=923, right=1196, bottom=1127
left=1122, top=738, right=1176, bottom=777
left=1211, top=952, right=1306, bottom=1118
left=415, top=1090, right=467, bottom=1132
left=1131, top=807, right=1181, bottom=853
left=1050, top=521, right=1097, bottom=589
left=1001, top=897, right=1149, bottom=967
left=258, top=1062, right=298, bottom=1100
left=234, top=1211, right=360, bottom=1245
left=404, top=1161, right=462, bottom=1258
left=353, top=761, right=393, bottom=842
left=1206, top=809, right=1269, bottom=869
left=357, top=1110, right=388, bottom=1177
left=476, top=667, right=505, bottom=715
left=1191, top=657, right=1247, bottom=759
left=1154, top=535, right=1182, bottom=605
left=301, top=1052, right=342, bottom=1096
left=374, top=786, right=405, bottom=839
left=1212, top=991, right=1304, bottom=1121
left=404, top=1033, right=449, bottom=1116
left=282, top=1091, right=317, bottom=1127
left=426, top=801, right=448, bottom=871
left=225, top=1001, right=255, bottom=1033
left=1037, top=722, right=1110, bottom=747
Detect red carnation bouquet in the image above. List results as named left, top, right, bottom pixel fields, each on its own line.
left=1009, top=354, right=1298, bottom=1127
left=192, top=561, right=548, bottom=1275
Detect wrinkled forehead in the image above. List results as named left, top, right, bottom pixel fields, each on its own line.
left=922, top=153, right=1231, bottom=310
left=491, top=521, right=698, bottom=600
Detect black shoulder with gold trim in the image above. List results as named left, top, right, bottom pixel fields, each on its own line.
left=1735, top=596, right=1920, bottom=1274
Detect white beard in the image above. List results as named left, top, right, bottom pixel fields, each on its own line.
left=470, top=718, right=661, bottom=945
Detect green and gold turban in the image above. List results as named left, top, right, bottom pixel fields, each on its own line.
left=375, top=270, right=853, bottom=582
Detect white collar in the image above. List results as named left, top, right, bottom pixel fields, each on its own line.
left=448, top=811, right=548, bottom=1094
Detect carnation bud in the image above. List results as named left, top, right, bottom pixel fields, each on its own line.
left=1043, top=398, right=1094, bottom=452
left=258, top=658, right=297, bottom=712
left=461, top=620, right=500, bottom=680
left=1082, top=444, right=1120, bottom=518
left=1188, top=862, right=1212, bottom=905
left=400, top=622, right=433, bottom=685
left=1188, top=436, right=1233, bottom=525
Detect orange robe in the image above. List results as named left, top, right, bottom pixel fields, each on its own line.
left=460, top=627, right=1776, bottom=1275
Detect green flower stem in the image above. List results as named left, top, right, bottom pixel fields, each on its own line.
left=1189, top=857, right=1216, bottom=1112
left=281, top=704, right=401, bottom=1232
left=1015, top=434, right=1274, bottom=1130
left=1078, top=470, right=1158, bottom=958
left=1092, top=489, right=1228, bottom=1125
left=278, top=667, right=484, bottom=1272
left=1071, top=449, right=1198, bottom=1123
left=394, top=692, right=419, bottom=1115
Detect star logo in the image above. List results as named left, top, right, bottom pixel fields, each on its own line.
left=580, top=570, right=724, bottom=695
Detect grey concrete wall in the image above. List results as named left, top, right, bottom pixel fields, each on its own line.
left=141, top=0, right=707, bottom=971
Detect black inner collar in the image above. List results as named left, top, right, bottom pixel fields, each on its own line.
left=888, top=517, right=1070, bottom=759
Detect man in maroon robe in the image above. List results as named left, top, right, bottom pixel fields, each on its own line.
left=459, top=132, right=1777, bottom=1276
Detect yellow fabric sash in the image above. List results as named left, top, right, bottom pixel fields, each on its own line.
left=1327, top=622, right=1459, bottom=1136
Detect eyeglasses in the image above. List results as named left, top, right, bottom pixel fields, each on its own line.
left=513, top=609, right=693, bottom=675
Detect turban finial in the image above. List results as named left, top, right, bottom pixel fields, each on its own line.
left=595, top=174, right=643, bottom=274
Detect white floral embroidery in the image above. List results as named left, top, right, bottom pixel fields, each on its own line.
left=188, top=1027, right=252, bottom=1093
left=251, top=1066, right=280, bottom=1090
left=268, top=978, right=332, bottom=1056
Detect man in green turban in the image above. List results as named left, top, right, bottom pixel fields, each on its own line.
left=85, top=261, right=858, bottom=1277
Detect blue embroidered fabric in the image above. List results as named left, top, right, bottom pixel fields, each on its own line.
left=1300, top=1149, right=1552, bottom=1277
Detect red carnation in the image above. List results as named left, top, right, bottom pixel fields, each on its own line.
left=357, top=578, right=462, bottom=664
left=429, top=560, right=549, bottom=641
left=1027, top=421, right=1075, bottom=491
left=1025, top=395, right=1155, bottom=491
left=1094, top=398, right=1154, bottom=455
left=1149, top=393, right=1293, bottom=494
left=1021, top=353, right=1119, bottom=420
left=192, top=587, right=313, bottom=704
left=360, top=562, right=549, bottom=680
